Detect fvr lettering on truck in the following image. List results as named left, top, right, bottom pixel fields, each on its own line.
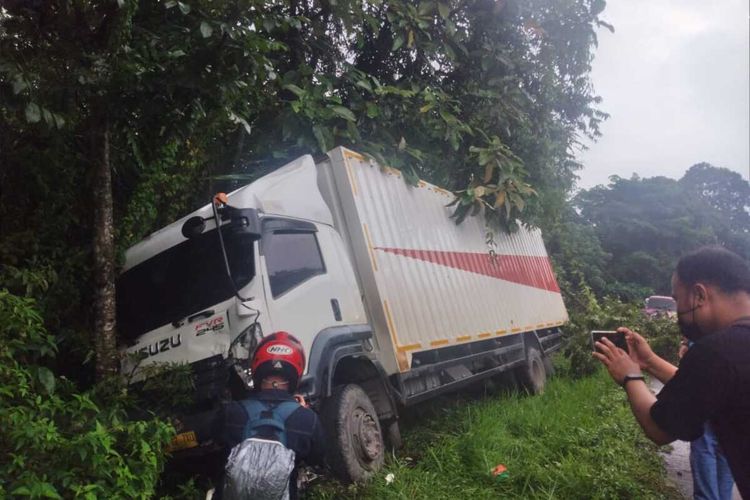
left=116, top=147, right=568, bottom=483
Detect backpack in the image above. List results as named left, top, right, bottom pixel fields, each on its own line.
left=241, top=399, right=300, bottom=446
left=222, top=399, right=300, bottom=500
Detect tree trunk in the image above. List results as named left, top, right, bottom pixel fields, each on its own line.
left=92, top=120, right=119, bottom=380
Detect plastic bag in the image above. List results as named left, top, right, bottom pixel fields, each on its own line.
left=223, top=438, right=296, bottom=500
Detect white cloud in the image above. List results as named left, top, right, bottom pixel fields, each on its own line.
left=577, top=0, right=749, bottom=188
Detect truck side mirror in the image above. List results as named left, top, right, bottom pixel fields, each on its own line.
left=182, top=216, right=206, bottom=239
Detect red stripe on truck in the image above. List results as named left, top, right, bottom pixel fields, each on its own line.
left=376, top=248, right=561, bottom=293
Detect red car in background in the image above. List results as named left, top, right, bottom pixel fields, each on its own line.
left=643, top=295, right=677, bottom=319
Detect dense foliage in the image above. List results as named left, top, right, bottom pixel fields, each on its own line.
left=546, top=163, right=750, bottom=301
left=0, top=289, right=174, bottom=499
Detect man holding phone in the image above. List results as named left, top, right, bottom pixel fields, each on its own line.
left=592, top=246, right=750, bottom=498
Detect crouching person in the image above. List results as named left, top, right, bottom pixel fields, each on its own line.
left=214, top=332, right=326, bottom=500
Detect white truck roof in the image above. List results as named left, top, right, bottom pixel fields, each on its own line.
left=123, top=154, right=334, bottom=271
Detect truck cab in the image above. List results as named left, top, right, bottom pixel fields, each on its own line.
left=118, top=153, right=370, bottom=395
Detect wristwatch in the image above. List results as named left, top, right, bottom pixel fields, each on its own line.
left=621, top=374, right=645, bottom=388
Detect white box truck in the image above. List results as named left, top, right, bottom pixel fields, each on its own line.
left=117, top=147, right=568, bottom=481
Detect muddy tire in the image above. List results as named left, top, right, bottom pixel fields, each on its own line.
left=516, top=346, right=546, bottom=395
left=321, top=384, right=385, bottom=483
left=543, top=352, right=555, bottom=377
left=384, top=419, right=402, bottom=452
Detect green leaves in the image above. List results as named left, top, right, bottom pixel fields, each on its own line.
left=366, top=102, right=380, bottom=118
left=438, top=2, right=450, bottom=19
left=331, top=105, right=357, bottom=122
left=199, top=21, right=213, bottom=38
left=11, top=483, right=62, bottom=499
left=12, top=74, right=27, bottom=94
left=37, top=367, right=55, bottom=395
left=312, top=124, right=332, bottom=152
left=283, top=84, right=306, bottom=97
left=446, top=137, right=537, bottom=225
left=24, top=103, right=40, bottom=123
left=23, top=103, right=65, bottom=128
left=0, top=290, right=175, bottom=499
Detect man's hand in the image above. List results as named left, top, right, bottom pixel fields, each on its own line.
left=619, top=327, right=656, bottom=371
left=678, top=339, right=688, bottom=360
left=593, top=336, right=642, bottom=385
left=616, top=327, right=678, bottom=384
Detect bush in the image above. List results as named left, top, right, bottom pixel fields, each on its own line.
left=558, top=279, right=681, bottom=378
left=0, top=289, right=175, bottom=499
left=558, top=280, right=607, bottom=378
left=633, top=316, right=680, bottom=364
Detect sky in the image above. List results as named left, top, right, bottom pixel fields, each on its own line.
left=576, top=0, right=750, bottom=189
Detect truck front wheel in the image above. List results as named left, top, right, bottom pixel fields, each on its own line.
left=321, top=384, right=385, bottom=483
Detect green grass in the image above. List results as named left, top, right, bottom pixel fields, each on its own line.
left=308, top=369, right=679, bottom=500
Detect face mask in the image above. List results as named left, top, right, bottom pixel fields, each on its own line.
left=677, top=304, right=702, bottom=340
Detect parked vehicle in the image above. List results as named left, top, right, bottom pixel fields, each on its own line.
left=642, top=295, right=677, bottom=319
left=116, top=147, right=568, bottom=482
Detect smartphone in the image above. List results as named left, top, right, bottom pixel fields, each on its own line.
left=591, top=330, right=629, bottom=353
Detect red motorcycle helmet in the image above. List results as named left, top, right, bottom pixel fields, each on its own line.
left=251, top=332, right=306, bottom=391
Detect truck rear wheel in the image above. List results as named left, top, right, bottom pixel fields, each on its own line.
left=516, top=346, right=546, bottom=394
left=543, top=353, right=555, bottom=377
left=322, top=384, right=385, bottom=483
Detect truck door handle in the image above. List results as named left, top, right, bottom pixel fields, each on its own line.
left=331, top=299, right=342, bottom=321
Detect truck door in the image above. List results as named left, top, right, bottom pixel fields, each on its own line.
left=259, top=218, right=364, bottom=360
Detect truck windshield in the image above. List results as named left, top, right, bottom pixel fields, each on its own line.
left=116, top=229, right=255, bottom=341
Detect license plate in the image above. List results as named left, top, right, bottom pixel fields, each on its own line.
left=168, top=431, right=198, bottom=452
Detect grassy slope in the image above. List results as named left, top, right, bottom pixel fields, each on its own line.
left=309, top=370, right=679, bottom=499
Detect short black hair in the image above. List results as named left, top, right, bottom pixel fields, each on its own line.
left=676, top=246, right=750, bottom=294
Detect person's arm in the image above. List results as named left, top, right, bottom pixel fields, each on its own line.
left=307, top=412, right=327, bottom=467
left=619, top=327, right=677, bottom=384
left=643, top=355, right=678, bottom=384
left=593, top=337, right=675, bottom=445
left=622, top=379, right=673, bottom=445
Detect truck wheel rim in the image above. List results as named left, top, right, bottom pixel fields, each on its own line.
left=351, top=407, right=381, bottom=463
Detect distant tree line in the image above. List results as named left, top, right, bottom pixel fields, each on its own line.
left=545, top=163, right=750, bottom=302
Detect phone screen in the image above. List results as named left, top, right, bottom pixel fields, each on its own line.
left=591, top=330, right=629, bottom=353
